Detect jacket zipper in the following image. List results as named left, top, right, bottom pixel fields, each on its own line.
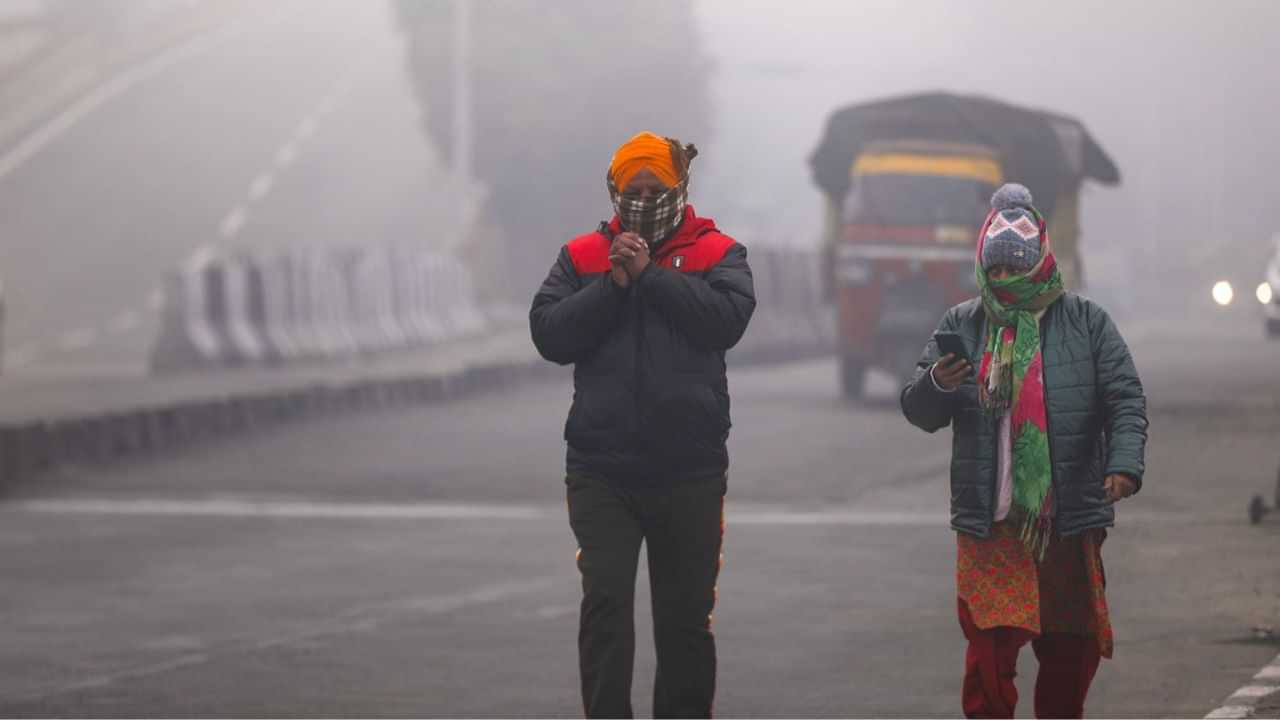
left=632, top=281, right=644, bottom=442
left=986, top=315, right=1000, bottom=531
left=1039, top=309, right=1059, bottom=526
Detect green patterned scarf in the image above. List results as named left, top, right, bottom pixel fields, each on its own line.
left=975, top=213, right=1064, bottom=559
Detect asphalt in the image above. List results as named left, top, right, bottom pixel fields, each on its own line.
left=0, top=317, right=1276, bottom=718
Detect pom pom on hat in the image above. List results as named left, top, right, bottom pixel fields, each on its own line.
left=991, top=183, right=1034, bottom=213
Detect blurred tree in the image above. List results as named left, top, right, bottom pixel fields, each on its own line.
left=396, top=0, right=711, bottom=301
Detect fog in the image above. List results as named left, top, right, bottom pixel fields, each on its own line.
left=2, top=3, right=1280, bottom=716
left=692, top=0, right=1280, bottom=316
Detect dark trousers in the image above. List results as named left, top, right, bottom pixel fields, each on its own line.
left=958, top=600, right=1102, bottom=719
left=566, top=473, right=726, bottom=719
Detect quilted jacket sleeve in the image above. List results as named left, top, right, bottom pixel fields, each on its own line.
left=529, top=245, right=626, bottom=365
left=1090, top=304, right=1149, bottom=490
left=637, top=242, right=756, bottom=351
left=900, top=307, right=962, bottom=433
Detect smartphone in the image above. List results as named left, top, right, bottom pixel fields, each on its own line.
left=933, top=331, right=969, bottom=362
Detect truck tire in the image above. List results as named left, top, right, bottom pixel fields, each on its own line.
left=839, top=354, right=866, bottom=400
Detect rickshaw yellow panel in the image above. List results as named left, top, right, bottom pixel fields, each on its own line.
left=852, top=153, right=1004, bottom=185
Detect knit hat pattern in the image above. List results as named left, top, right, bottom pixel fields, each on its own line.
left=981, top=183, right=1043, bottom=273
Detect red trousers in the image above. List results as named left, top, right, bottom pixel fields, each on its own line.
left=959, top=600, right=1101, bottom=719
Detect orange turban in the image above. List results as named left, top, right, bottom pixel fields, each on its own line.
left=608, top=131, right=680, bottom=190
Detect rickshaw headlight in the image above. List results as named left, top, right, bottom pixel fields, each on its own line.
left=835, top=258, right=872, bottom=286
left=1258, top=282, right=1274, bottom=306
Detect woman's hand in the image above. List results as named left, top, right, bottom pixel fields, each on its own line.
left=931, top=354, right=972, bottom=391
left=1104, top=473, right=1137, bottom=503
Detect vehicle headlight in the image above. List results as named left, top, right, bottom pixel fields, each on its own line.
left=1212, top=280, right=1234, bottom=306
left=1258, top=282, right=1274, bottom=306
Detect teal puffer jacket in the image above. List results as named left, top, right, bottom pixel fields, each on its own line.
left=900, top=294, right=1148, bottom=538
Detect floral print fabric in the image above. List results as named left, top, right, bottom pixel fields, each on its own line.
left=957, top=522, right=1113, bottom=658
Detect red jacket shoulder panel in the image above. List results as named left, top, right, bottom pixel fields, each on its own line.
left=666, top=231, right=738, bottom=272
left=566, top=232, right=612, bottom=275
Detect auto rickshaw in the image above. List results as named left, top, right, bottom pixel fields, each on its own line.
left=809, top=92, right=1120, bottom=399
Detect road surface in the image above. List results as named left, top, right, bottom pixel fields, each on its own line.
left=0, top=317, right=1276, bottom=717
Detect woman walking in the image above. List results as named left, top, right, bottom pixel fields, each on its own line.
left=901, top=184, right=1148, bottom=718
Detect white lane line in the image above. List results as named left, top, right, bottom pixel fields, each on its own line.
left=108, top=310, right=141, bottom=333
left=731, top=510, right=946, bottom=526
left=9, top=498, right=549, bottom=520
left=219, top=205, right=247, bottom=239
left=3, top=498, right=1203, bottom=527
left=1231, top=686, right=1279, bottom=699
left=1206, top=707, right=1253, bottom=719
left=274, top=142, right=298, bottom=168
left=315, top=92, right=338, bottom=117
left=6, top=498, right=942, bottom=524
left=5, top=577, right=557, bottom=703
left=247, top=172, right=275, bottom=202
left=295, top=116, right=317, bottom=143
left=56, top=327, right=98, bottom=351
left=3, top=342, right=41, bottom=370
left=0, top=2, right=305, bottom=184
left=1205, top=653, right=1280, bottom=718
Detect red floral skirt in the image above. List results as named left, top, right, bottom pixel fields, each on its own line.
left=956, top=522, right=1113, bottom=658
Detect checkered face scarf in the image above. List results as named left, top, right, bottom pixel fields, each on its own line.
left=608, top=176, right=689, bottom=248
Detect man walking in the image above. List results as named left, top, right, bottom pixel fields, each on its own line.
left=530, top=131, right=755, bottom=718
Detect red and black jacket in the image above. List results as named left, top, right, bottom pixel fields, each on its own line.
left=529, top=206, right=756, bottom=482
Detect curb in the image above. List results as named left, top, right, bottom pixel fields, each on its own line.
left=0, top=353, right=555, bottom=495
left=0, top=331, right=831, bottom=496
left=1205, top=652, right=1280, bottom=719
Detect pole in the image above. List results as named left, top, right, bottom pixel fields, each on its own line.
left=451, top=0, right=473, bottom=244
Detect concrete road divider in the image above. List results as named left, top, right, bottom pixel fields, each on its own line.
left=149, top=244, right=494, bottom=374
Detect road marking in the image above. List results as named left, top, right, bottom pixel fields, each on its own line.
left=316, top=92, right=338, bottom=117
left=108, top=310, right=141, bottom=333
left=219, top=205, right=247, bottom=239
left=295, top=116, right=317, bottom=143
left=0, top=3, right=304, bottom=184
left=731, top=509, right=946, bottom=526
left=9, top=498, right=549, bottom=520
left=1205, top=653, right=1280, bottom=718
left=1206, top=707, right=1253, bottom=719
left=6, top=498, right=945, bottom=524
left=56, top=327, right=98, bottom=351
left=1232, top=686, right=1279, bottom=699
left=3, top=498, right=1204, bottom=527
left=3, top=342, right=40, bottom=370
left=275, top=142, right=298, bottom=168
left=2, top=577, right=556, bottom=703
left=247, top=172, right=275, bottom=202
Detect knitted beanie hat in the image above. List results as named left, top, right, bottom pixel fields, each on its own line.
left=980, top=183, right=1043, bottom=273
